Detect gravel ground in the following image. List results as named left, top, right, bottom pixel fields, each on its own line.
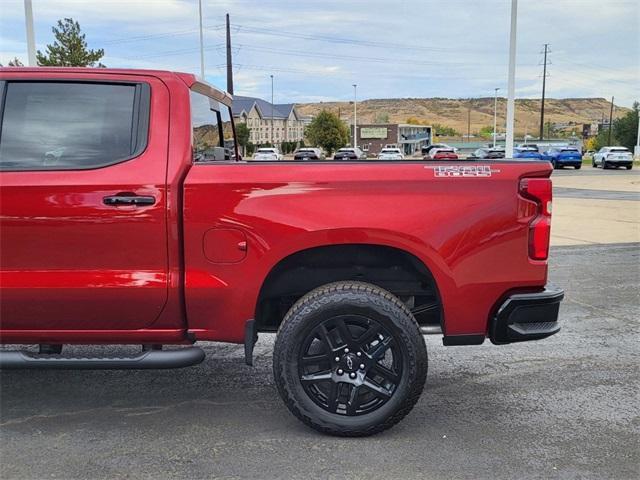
left=1, top=242, right=638, bottom=480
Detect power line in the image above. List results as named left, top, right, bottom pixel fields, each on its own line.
left=121, top=43, right=224, bottom=60
left=550, top=57, right=638, bottom=87
left=232, top=23, right=469, bottom=53
left=103, top=24, right=224, bottom=45
left=233, top=43, right=502, bottom=68
left=230, top=23, right=542, bottom=57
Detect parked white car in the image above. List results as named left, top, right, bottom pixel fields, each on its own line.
left=377, top=148, right=405, bottom=160
left=334, top=147, right=367, bottom=160
left=421, top=143, right=457, bottom=156
left=592, top=146, right=633, bottom=170
left=252, top=148, right=283, bottom=161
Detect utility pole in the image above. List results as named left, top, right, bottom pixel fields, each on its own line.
left=225, top=13, right=233, bottom=94
left=23, top=0, right=36, bottom=66
left=505, top=0, right=518, bottom=158
left=539, top=43, right=549, bottom=140
left=270, top=74, right=274, bottom=146
left=608, top=96, right=614, bottom=146
left=493, top=88, right=500, bottom=148
left=353, top=84, right=358, bottom=149
left=198, top=0, right=205, bottom=78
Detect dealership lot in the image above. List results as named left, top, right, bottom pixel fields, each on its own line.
left=1, top=169, right=638, bottom=480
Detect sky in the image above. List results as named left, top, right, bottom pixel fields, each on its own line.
left=1, top=0, right=639, bottom=107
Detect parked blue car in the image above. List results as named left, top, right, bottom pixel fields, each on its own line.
left=542, top=147, right=582, bottom=169
left=513, top=147, right=543, bottom=159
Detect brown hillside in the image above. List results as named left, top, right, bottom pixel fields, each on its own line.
left=296, top=98, right=629, bottom=136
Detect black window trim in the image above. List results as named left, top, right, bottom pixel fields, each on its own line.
left=0, top=79, right=151, bottom=172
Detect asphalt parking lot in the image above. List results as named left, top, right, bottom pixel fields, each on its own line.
left=1, top=169, right=639, bottom=480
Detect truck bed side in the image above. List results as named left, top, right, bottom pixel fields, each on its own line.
left=182, top=160, right=552, bottom=343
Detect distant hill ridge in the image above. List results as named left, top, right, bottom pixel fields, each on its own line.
left=295, top=97, right=630, bottom=135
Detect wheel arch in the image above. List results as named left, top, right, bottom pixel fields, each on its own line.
left=254, top=242, right=444, bottom=332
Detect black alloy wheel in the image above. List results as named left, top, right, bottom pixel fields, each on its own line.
left=273, top=281, right=428, bottom=436
left=298, top=314, right=402, bottom=417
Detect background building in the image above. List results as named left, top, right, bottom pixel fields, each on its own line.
left=353, top=123, right=432, bottom=156
left=232, top=96, right=305, bottom=147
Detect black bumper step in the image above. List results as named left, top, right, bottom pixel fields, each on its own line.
left=490, top=286, right=564, bottom=344
left=0, top=347, right=205, bottom=370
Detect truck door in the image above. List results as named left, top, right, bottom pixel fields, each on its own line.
left=0, top=76, right=169, bottom=331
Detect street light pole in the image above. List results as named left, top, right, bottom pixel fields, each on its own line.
left=271, top=74, right=274, bottom=146
left=493, top=87, right=499, bottom=148
left=636, top=106, right=640, bottom=159
left=505, top=0, right=518, bottom=158
left=353, top=84, right=358, bottom=149
left=23, top=0, right=36, bottom=66
left=198, top=0, right=205, bottom=78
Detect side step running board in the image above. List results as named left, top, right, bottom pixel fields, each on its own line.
left=0, top=347, right=205, bottom=370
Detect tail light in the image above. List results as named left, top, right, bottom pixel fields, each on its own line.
left=519, top=177, right=552, bottom=260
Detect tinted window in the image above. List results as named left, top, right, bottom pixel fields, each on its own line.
left=190, top=90, right=234, bottom=161
left=0, top=82, right=144, bottom=170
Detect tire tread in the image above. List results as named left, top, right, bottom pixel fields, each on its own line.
left=273, top=281, right=428, bottom=437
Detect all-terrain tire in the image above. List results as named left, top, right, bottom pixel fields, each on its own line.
left=273, top=281, right=428, bottom=437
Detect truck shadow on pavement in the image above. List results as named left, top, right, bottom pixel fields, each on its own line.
left=0, top=340, right=491, bottom=439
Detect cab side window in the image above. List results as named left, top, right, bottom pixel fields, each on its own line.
left=0, top=81, right=148, bottom=171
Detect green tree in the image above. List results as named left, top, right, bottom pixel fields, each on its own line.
left=544, top=121, right=558, bottom=138
left=591, top=128, right=618, bottom=150
left=613, top=102, right=639, bottom=151
left=479, top=125, right=494, bottom=139
left=235, top=122, right=250, bottom=155
left=375, top=112, right=390, bottom=123
left=433, top=123, right=459, bottom=136
left=304, top=110, right=350, bottom=155
left=406, top=117, right=424, bottom=125
left=37, top=18, right=105, bottom=67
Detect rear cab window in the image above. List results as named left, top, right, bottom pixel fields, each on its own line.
left=190, top=90, right=234, bottom=162
left=0, top=81, right=149, bottom=171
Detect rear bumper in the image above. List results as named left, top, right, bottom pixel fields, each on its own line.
left=490, top=286, right=564, bottom=344
left=605, top=160, right=632, bottom=166
left=557, top=158, right=582, bottom=165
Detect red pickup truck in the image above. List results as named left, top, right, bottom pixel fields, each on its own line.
left=0, top=68, right=563, bottom=436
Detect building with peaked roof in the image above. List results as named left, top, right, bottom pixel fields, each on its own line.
left=232, top=95, right=305, bottom=146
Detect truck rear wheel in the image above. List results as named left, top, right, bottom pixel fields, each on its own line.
left=273, top=281, right=428, bottom=436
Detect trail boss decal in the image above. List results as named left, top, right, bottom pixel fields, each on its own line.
left=430, top=165, right=500, bottom=177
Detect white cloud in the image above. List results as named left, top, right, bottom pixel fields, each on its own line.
left=1, top=0, right=638, bottom=106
